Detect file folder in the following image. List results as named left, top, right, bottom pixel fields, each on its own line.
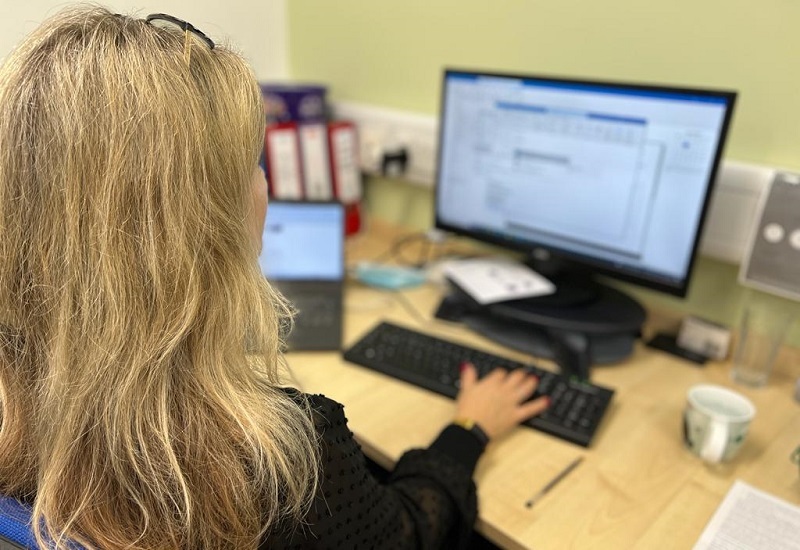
left=298, top=123, right=334, bottom=200
left=265, top=122, right=304, bottom=200
left=327, top=121, right=361, bottom=204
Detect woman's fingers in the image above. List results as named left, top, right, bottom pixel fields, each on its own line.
left=459, top=361, right=479, bottom=390
left=516, top=395, right=551, bottom=423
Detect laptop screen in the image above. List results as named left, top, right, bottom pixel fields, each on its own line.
left=259, top=201, right=345, bottom=281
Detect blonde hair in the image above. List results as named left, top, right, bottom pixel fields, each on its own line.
left=0, top=6, right=318, bottom=548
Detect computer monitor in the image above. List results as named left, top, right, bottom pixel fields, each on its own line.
left=434, top=69, right=737, bottom=368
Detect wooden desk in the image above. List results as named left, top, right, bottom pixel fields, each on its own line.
left=285, top=221, right=800, bottom=550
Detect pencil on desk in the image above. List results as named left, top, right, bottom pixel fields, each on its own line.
left=524, top=456, right=583, bottom=508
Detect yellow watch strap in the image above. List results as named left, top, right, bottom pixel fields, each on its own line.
left=452, top=417, right=489, bottom=446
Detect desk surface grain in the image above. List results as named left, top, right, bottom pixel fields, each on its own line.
left=285, top=220, right=800, bottom=550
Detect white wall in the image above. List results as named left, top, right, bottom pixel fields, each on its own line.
left=0, top=0, right=288, bottom=81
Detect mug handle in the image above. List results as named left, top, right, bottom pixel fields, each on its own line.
left=701, top=420, right=728, bottom=462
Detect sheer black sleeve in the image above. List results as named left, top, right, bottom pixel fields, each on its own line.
left=263, top=392, right=484, bottom=549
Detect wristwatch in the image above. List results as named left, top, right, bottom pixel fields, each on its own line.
left=452, top=417, right=490, bottom=448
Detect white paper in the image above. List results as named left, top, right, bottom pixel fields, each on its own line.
left=693, top=480, right=800, bottom=550
left=442, top=258, right=555, bottom=305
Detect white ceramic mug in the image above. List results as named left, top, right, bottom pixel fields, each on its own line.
left=683, top=384, right=756, bottom=463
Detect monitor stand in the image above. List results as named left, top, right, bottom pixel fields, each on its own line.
left=434, top=277, right=646, bottom=378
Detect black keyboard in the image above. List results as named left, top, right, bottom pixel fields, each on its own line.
left=343, top=321, right=615, bottom=447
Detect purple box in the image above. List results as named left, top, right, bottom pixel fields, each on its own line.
left=260, top=83, right=328, bottom=124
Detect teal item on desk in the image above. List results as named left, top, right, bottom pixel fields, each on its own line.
left=354, top=262, right=427, bottom=290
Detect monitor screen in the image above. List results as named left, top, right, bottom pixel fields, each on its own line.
left=435, top=69, right=737, bottom=297
left=259, top=201, right=345, bottom=281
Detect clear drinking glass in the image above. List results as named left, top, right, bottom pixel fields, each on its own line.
left=731, top=294, right=795, bottom=387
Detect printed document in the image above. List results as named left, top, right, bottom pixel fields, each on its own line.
left=693, top=480, right=800, bottom=550
left=442, top=258, right=555, bottom=305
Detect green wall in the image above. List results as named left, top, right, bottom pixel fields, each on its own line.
left=287, top=1, right=800, bottom=347
left=288, top=0, right=800, bottom=168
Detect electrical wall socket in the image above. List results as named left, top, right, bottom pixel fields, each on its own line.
left=332, top=101, right=438, bottom=184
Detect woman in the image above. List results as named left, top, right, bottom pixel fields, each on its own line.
left=0, top=6, right=548, bottom=549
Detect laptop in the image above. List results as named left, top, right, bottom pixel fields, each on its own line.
left=259, top=201, right=345, bottom=351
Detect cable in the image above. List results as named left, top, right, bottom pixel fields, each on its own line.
left=358, top=230, right=486, bottom=270
left=390, top=291, right=430, bottom=326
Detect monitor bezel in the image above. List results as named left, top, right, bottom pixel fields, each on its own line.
left=433, top=68, right=737, bottom=298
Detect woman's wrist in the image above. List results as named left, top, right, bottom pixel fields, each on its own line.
left=451, top=417, right=490, bottom=448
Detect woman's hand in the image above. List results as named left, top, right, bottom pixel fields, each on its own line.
left=454, top=362, right=550, bottom=441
